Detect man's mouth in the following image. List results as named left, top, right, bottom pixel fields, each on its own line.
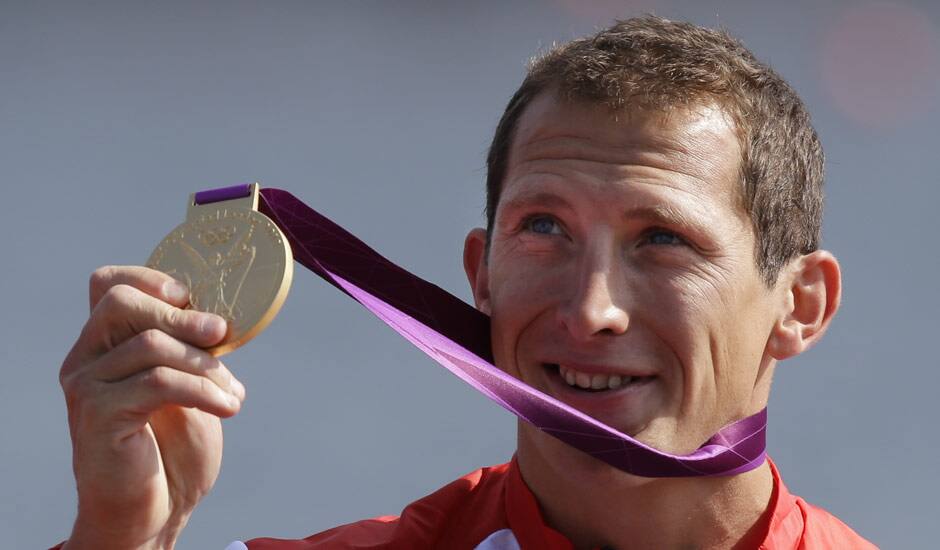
left=543, top=363, right=656, bottom=393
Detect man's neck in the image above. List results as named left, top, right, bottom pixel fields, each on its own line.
left=517, top=436, right=775, bottom=550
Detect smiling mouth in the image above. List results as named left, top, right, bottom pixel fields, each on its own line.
left=544, top=363, right=656, bottom=393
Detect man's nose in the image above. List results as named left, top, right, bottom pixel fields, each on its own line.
left=555, top=251, right=631, bottom=341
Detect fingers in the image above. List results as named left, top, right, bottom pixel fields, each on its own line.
left=93, top=329, right=245, bottom=401
left=61, top=334, right=246, bottom=436
left=62, top=265, right=239, bottom=420
left=89, top=265, right=191, bottom=312
left=64, top=362, right=241, bottom=453
left=79, top=284, right=227, bottom=360
left=110, top=366, right=243, bottom=419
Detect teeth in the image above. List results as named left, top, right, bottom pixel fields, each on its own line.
left=556, top=364, right=641, bottom=391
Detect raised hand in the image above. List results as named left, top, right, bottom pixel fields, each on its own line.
left=59, top=266, right=245, bottom=550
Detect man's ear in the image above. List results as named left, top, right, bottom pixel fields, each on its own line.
left=768, top=250, right=842, bottom=360
left=463, top=228, right=492, bottom=315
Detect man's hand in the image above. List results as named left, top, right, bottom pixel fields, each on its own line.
left=59, top=266, right=246, bottom=550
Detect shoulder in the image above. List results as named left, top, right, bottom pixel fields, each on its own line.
left=788, top=496, right=878, bottom=549
left=762, top=459, right=877, bottom=549
left=246, top=462, right=513, bottom=550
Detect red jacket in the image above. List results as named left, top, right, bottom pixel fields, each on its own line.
left=246, top=457, right=877, bottom=550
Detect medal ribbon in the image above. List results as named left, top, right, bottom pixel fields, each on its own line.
left=195, top=184, right=767, bottom=477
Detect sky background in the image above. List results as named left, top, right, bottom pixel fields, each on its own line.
left=2, top=0, right=938, bottom=548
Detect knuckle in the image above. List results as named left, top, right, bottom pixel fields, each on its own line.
left=88, top=265, right=115, bottom=295
left=58, top=370, right=89, bottom=415
left=140, top=366, right=172, bottom=391
left=136, top=328, right=168, bottom=355
left=161, top=305, right=183, bottom=328
left=59, top=348, right=91, bottom=395
left=100, top=284, right=136, bottom=311
left=58, top=368, right=77, bottom=395
left=59, top=353, right=76, bottom=385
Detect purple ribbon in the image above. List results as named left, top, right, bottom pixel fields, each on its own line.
left=198, top=185, right=767, bottom=477
left=194, top=184, right=252, bottom=204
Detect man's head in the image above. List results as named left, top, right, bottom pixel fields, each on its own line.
left=486, top=16, right=824, bottom=286
left=463, top=17, right=840, bottom=473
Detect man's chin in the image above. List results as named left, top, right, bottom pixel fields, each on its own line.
left=516, top=397, right=704, bottom=464
left=516, top=421, right=667, bottom=487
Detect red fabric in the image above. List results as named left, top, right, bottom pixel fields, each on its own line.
left=246, top=457, right=876, bottom=550
left=759, top=460, right=877, bottom=550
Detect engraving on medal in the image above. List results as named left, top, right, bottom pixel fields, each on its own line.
left=147, top=186, right=293, bottom=356
left=177, top=221, right=256, bottom=323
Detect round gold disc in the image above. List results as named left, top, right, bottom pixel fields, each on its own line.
left=147, top=204, right=293, bottom=356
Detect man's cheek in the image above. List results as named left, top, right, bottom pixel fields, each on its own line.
left=488, top=274, right=555, bottom=369
left=493, top=261, right=564, bottom=306
left=489, top=282, right=544, bottom=332
left=654, top=273, right=741, bottom=326
left=488, top=312, right=529, bottom=379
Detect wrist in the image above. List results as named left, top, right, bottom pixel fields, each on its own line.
left=66, top=493, right=196, bottom=550
left=65, top=515, right=186, bottom=550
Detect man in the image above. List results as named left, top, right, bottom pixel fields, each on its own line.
left=55, top=16, right=875, bottom=549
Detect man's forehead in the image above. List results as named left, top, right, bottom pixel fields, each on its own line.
left=509, top=92, right=743, bottom=184
left=505, top=92, right=744, bottom=209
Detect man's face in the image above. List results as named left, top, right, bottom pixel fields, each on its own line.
left=466, top=93, right=785, bottom=460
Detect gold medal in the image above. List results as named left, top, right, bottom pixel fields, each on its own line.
left=147, top=183, right=293, bottom=356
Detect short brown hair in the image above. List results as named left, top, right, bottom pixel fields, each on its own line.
left=485, top=16, right=823, bottom=284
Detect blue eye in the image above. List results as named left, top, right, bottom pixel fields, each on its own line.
left=646, top=229, right=684, bottom=246
left=526, top=216, right=563, bottom=235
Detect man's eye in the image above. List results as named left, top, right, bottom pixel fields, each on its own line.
left=644, top=229, right=685, bottom=246
left=524, top=216, right=564, bottom=235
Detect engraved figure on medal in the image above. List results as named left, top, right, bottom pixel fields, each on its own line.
left=176, top=223, right=257, bottom=323
left=147, top=184, right=293, bottom=356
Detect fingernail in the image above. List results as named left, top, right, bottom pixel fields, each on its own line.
left=201, top=314, right=225, bottom=337
left=164, top=280, right=189, bottom=302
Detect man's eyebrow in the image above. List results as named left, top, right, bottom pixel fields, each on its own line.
left=498, top=191, right=574, bottom=215
left=624, top=204, right=708, bottom=232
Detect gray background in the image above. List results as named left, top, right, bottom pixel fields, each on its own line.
left=2, top=0, right=937, bottom=548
